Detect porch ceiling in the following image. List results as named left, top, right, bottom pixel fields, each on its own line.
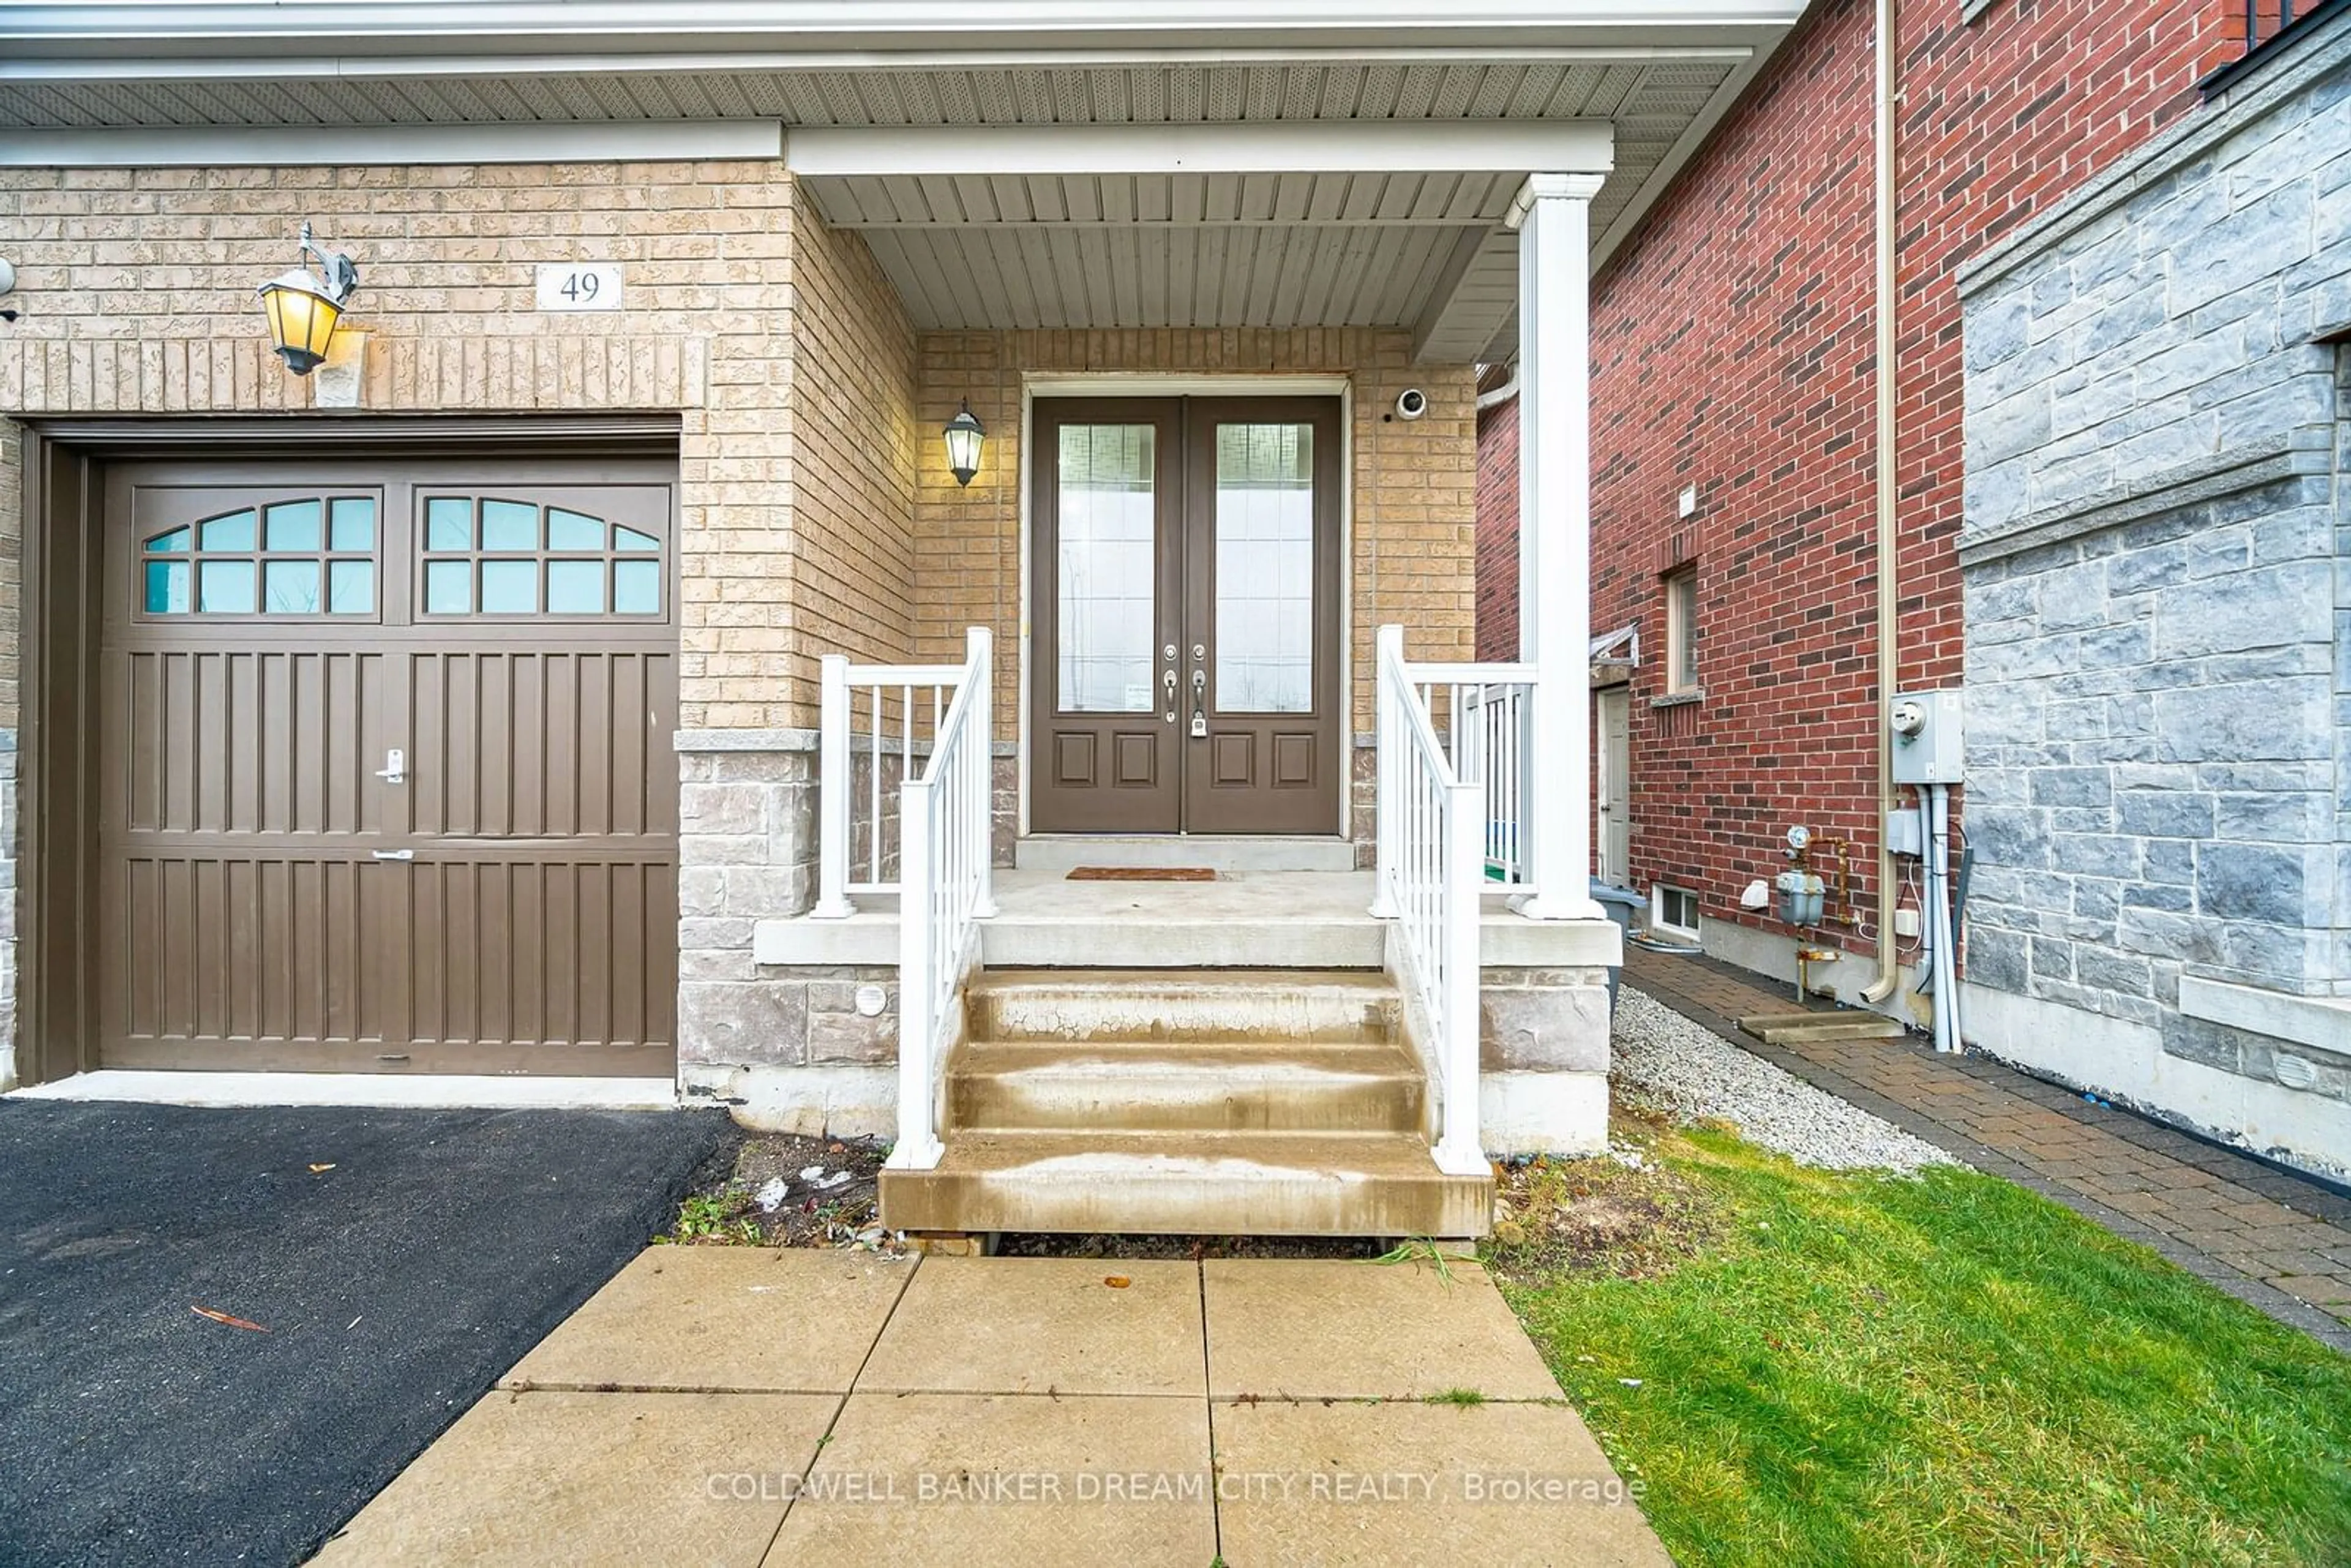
left=802, top=167, right=1532, bottom=354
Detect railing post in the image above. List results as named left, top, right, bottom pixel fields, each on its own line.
left=813, top=653, right=855, bottom=918
left=1369, top=624, right=1403, bottom=918
left=967, top=625, right=998, bottom=920
left=889, top=778, right=945, bottom=1171
left=1433, top=775, right=1488, bottom=1177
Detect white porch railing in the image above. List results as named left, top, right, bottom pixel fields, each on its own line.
left=880, top=626, right=996, bottom=1172
left=1370, top=624, right=1493, bottom=1179
left=814, top=634, right=993, bottom=920
left=1403, top=658, right=1540, bottom=893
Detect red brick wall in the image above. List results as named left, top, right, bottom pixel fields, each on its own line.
left=1482, top=0, right=2234, bottom=957
left=1474, top=392, right=1520, bottom=662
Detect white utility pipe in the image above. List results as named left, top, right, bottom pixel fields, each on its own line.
left=1861, top=0, right=1904, bottom=1008
left=1926, top=784, right=1959, bottom=1053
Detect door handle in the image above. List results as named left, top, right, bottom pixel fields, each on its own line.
left=1189, top=669, right=1208, bottom=738
left=375, top=747, right=407, bottom=784
left=372, top=849, right=415, bottom=862
left=1163, top=667, right=1177, bottom=724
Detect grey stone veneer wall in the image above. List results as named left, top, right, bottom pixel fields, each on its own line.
left=675, top=733, right=1015, bottom=1129
left=1956, top=18, right=2351, bottom=1164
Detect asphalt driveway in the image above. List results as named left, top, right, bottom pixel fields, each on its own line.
left=0, top=1098, right=730, bottom=1566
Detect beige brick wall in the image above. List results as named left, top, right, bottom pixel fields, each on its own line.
left=911, top=329, right=1477, bottom=740
left=0, top=159, right=832, bottom=732
left=777, top=200, right=918, bottom=692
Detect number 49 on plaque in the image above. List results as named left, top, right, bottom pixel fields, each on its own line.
left=536, top=263, right=624, bottom=312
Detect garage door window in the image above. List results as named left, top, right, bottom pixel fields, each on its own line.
left=419, top=496, right=662, bottom=618
left=140, top=497, right=378, bottom=618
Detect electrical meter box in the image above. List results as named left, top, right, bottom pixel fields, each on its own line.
left=1889, top=689, right=1964, bottom=785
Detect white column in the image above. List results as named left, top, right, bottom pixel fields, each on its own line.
left=1512, top=172, right=1607, bottom=921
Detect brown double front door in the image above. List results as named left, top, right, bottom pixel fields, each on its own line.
left=1031, top=396, right=1343, bottom=836
left=95, top=456, right=680, bottom=1075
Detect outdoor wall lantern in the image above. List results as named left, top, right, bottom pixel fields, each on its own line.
left=943, top=400, right=986, bottom=486
left=257, top=222, right=360, bottom=375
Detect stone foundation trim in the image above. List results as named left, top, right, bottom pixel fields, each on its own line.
left=1965, top=982, right=2350, bottom=1180
left=1957, top=431, right=2334, bottom=566
left=2180, top=975, right=2351, bottom=1064
left=680, top=1062, right=895, bottom=1139
left=1479, top=1071, right=1608, bottom=1158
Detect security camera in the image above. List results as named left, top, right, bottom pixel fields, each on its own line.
left=0, top=258, right=15, bottom=322
left=1393, top=388, right=1428, bottom=421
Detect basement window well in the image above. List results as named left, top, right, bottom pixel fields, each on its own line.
left=1652, top=884, right=1701, bottom=943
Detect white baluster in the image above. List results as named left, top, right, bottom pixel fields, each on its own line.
left=814, top=654, right=853, bottom=918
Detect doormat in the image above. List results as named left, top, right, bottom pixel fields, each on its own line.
left=1066, top=866, right=1219, bottom=881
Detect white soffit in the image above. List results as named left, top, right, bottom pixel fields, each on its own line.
left=791, top=122, right=1610, bottom=358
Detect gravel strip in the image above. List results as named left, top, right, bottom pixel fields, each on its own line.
left=1612, top=987, right=1960, bottom=1174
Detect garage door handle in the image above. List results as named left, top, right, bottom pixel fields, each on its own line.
left=372, top=849, right=415, bottom=862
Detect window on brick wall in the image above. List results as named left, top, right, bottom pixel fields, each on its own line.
left=1652, top=884, right=1701, bottom=942
left=1663, top=566, right=1700, bottom=694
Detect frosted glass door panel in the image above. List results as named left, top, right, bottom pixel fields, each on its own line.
left=1056, top=425, right=1159, bottom=713
left=1213, top=423, right=1315, bottom=714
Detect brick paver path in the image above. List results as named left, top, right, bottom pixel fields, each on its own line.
left=1625, top=947, right=2351, bottom=1354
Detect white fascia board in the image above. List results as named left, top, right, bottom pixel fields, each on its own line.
left=0, top=118, right=784, bottom=168
left=790, top=121, right=1614, bottom=182
left=0, top=4, right=1810, bottom=53
left=1589, top=17, right=1793, bottom=269
left=1, top=44, right=1763, bottom=84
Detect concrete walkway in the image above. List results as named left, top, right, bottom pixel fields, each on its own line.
left=317, top=1249, right=1669, bottom=1566
left=1627, top=946, right=2351, bottom=1354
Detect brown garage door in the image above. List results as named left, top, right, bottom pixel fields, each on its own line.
left=96, top=456, right=679, bottom=1075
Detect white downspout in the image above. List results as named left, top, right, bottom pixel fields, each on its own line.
left=1861, top=0, right=1905, bottom=1008
left=1477, top=361, right=1521, bottom=411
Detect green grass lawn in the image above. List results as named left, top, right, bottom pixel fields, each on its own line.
left=1488, top=1125, right=2351, bottom=1567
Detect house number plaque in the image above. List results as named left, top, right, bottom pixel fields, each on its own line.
left=535, top=263, right=624, bottom=312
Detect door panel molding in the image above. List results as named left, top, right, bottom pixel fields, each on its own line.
left=1029, top=398, right=1184, bottom=834
left=91, top=453, right=678, bottom=1075
left=1027, top=394, right=1342, bottom=837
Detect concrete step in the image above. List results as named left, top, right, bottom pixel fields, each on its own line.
left=879, top=1131, right=1492, bottom=1237
left=946, top=1040, right=1425, bottom=1135
left=967, top=970, right=1400, bottom=1045
left=1737, top=1010, right=1907, bottom=1046
left=980, top=910, right=1382, bottom=969
left=1015, top=835, right=1358, bottom=874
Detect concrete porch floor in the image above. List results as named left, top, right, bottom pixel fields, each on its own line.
left=756, top=868, right=1622, bottom=971
left=316, top=1249, right=1669, bottom=1566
